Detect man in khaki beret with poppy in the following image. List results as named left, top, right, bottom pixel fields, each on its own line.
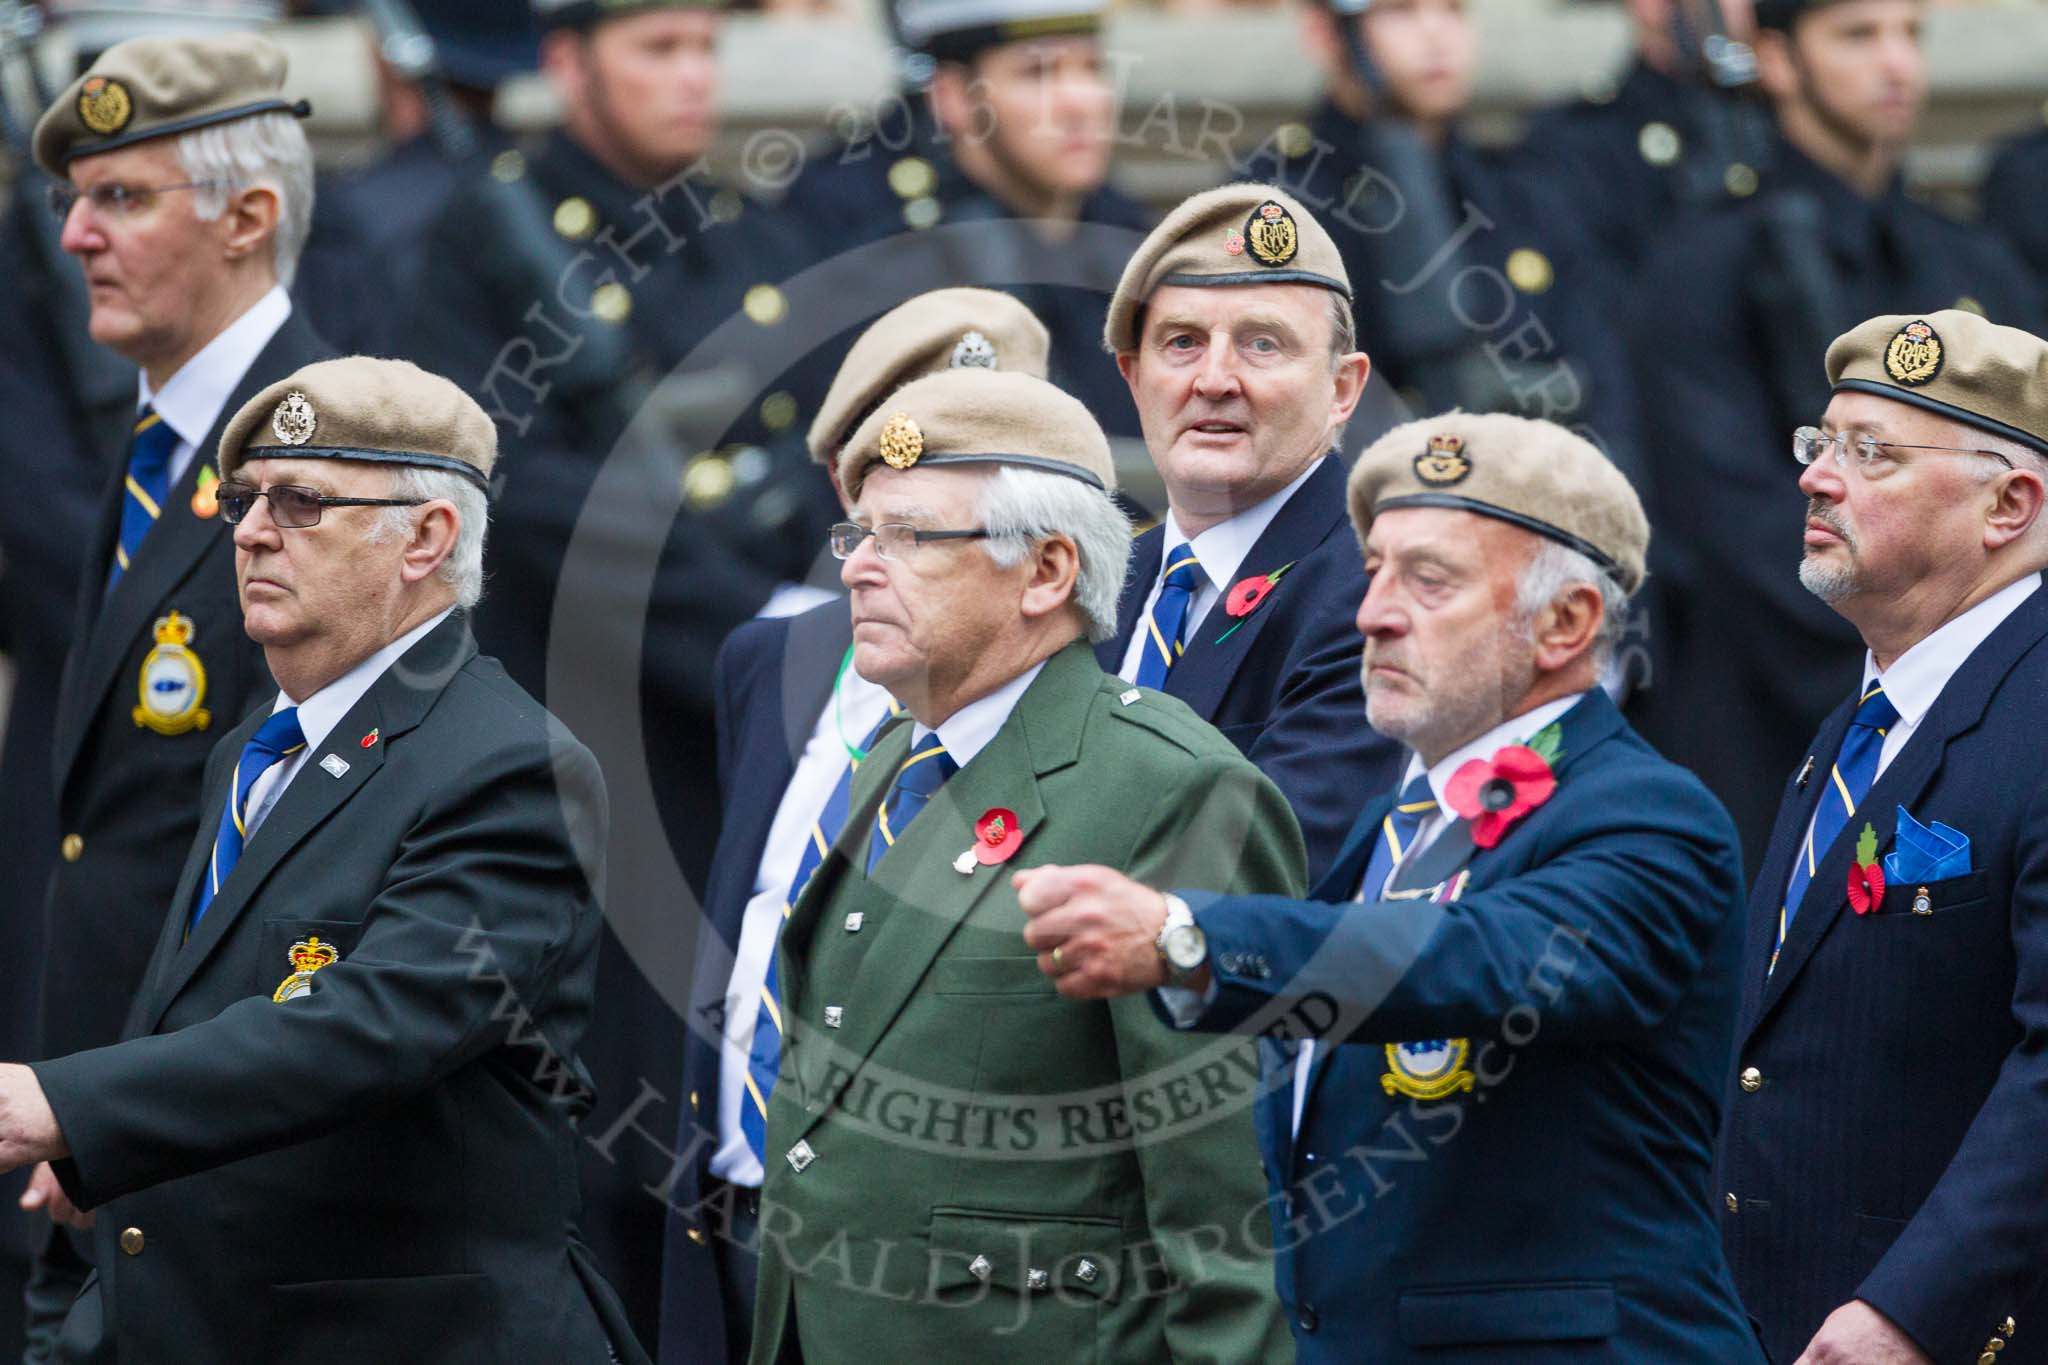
left=16, top=30, right=333, bottom=1348
left=0, top=356, right=650, bottom=1363
left=747, top=366, right=1296, bottom=1364
left=657, top=288, right=1049, bottom=1365
left=1098, top=182, right=1400, bottom=881
left=1720, top=311, right=2048, bottom=1365
left=1019, top=411, right=1762, bottom=1362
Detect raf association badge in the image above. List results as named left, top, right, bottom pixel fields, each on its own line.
left=273, top=936, right=340, bottom=1002
left=1884, top=319, right=1944, bottom=387
left=133, top=611, right=211, bottom=735
left=1381, top=1039, right=1477, bottom=1100
left=1244, top=200, right=1299, bottom=268
left=77, top=76, right=133, bottom=136
left=1414, top=433, right=1472, bottom=487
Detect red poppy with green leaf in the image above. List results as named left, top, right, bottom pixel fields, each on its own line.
left=1445, top=723, right=1563, bottom=849
left=1846, top=822, right=1885, bottom=914
left=1214, top=561, right=1298, bottom=643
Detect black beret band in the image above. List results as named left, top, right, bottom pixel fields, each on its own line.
left=912, top=452, right=1107, bottom=489
left=1373, top=492, right=1628, bottom=580
left=63, top=97, right=310, bottom=166
left=1157, top=269, right=1354, bottom=302
left=238, top=446, right=494, bottom=494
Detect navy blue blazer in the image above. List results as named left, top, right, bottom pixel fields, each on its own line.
left=658, top=598, right=852, bottom=1365
left=1719, top=575, right=2048, bottom=1365
left=1096, top=455, right=1401, bottom=879
left=1178, top=690, right=1762, bottom=1363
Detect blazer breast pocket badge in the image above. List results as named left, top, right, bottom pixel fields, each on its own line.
left=273, top=936, right=339, bottom=1002
left=133, top=611, right=210, bottom=735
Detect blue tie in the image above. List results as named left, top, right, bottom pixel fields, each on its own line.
left=1773, top=684, right=1900, bottom=972
left=1133, top=551, right=1206, bottom=690
left=739, top=709, right=898, bottom=1162
left=1359, top=774, right=1440, bottom=900
left=191, top=707, right=306, bottom=930
left=109, top=405, right=178, bottom=591
left=866, top=732, right=959, bottom=873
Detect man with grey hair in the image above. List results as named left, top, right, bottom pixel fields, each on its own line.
left=0, top=355, right=649, bottom=1363
left=748, top=366, right=1297, bottom=1363
left=1020, top=411, right=1761, bottom=1363
left=15, top=30, right=331, bottom=1349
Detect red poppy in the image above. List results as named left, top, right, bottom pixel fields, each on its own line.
left=1847, top=861, right=1885, bottom=915
left=973, top=807, right=1023, bottom=865
left=1445, top=745, right=1557, bottom=849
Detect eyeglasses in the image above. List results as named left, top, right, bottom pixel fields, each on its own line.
left=1792, top=425, right=2014, bottom=473
left=829, top=521, right=995, bottom=561
left=215, top=481, right=426, bottom=529
left=47, top=180, right=221, bottom=220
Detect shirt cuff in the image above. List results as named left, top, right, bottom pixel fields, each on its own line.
left=1154, top=976, right=1220, bottom=1030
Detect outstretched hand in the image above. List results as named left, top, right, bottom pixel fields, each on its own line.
left=1014, top=863, right=1173, bottom=999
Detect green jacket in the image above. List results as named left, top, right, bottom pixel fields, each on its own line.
left=751, top=640, right=1304, bottom=1364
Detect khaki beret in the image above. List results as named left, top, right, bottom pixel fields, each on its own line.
left=1825, top=310, right=2048, bottom=460
left=1348, top=411, right=1649, bottom=595
left=840, top=370, right=1113, bottom=498
left=219, top=357, right=497, bottom=493
left=807, top=288, right=1052, bottom=465
left=34, top=32, right=309, bottom=177
left=1103, top=182, right=1351, bottom=353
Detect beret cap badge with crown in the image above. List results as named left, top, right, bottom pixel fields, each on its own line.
left=1414, top=433, right=1472, bottom=487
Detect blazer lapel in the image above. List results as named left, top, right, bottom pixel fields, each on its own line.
left=140, top=616, right=474, bottom=1032
left=1166, top=455, right=1350, bottom=719
left=1752, top=580, right=2048, bottom=1030
left=1737, top=708, right=1848, bottom=1026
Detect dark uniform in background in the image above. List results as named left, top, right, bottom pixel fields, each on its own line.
left=777, top=0, right=1152, bottom=438
left=1982, top=124, right=2048, bottom=286
left=1629, top=0, right=2043, bottom=866
left=403, top=0, right=836, bottom=1341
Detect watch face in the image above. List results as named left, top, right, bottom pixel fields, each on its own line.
left=1164, top=923, right=1206, bottom=972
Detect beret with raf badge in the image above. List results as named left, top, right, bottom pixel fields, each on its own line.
left=530, top=0, right=725, bottom=32
left=1348, top=410, right=1649, bottom=595
left=839, top=369, right=1115, bottom=499
left=217, top=356, right=498, bottom=493
left=808, top=288, right=1052, bottom=465
left=1825, top=310, right=2048, bottom=460
left=1103, top=181, right=1352, bottom=353
left=33, top=31, right=309, bottom=176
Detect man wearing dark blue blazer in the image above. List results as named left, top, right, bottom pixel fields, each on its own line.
left=1098, top=182, right=1402, bottom=880
left=658, top=289, right=1050, bottom=1365
left=1718, top=310, right=2048, bottom=1365
left=1022, top=411, right=1761, bottom=1364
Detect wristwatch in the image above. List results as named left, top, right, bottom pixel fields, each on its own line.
left=1155, top=893, right=1208, bottom=988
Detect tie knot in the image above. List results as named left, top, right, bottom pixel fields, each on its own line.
left=1852, top=686, right=1899, bottom=733
left=896, top=734, right=957, bottom=799
left=250, top=706, right=306, bottom=760
left=1161, top=553, right=1205, bottom=594
left=1395, top=773, right=1439, bottom=816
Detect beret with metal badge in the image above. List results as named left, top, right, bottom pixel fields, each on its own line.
left=839, top=369, right=1114, bottom=498
left=219, top=356, right=497, bottom=494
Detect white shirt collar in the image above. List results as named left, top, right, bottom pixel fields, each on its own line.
left=271, top=609, right=455, bottom=749
left=1403, top=691, right=1589, bottom=814
left=913, top=658, right=1049, bottom=771
left=139, top=285, right=292, bottom=456
left=1160, top=455, right=1326, bottom=596
left=1861, top=574, right=2040, bottom=726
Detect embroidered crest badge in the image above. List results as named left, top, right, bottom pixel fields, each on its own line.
left=1883, top=319, right=1944, bottom=387
left=1414, top=433, right=1472, bottom=487
left=133, top=611, right=211, bottom=735
left=78, top=76, right=133, bottom=136
left=1243, top=200, right=1299, bottom=268
left=1380, top=1038, right=1476, bottom=1100
left=273, top=936, right=340, bottom=1002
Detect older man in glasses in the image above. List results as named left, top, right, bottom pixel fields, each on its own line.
left=15, top=31, right=332, bottom=1346
left=0, top=355, right=651, bottom=1363
left=1719, top=310, right=2048, bottom=1365
left=747, top=367, right=1296, bottom=1364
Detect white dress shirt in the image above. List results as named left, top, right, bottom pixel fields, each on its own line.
left=1116, top=457, right=1327, bottom=684
left=138, top=285, right=292, bottom=488
left=242, top=609, right=453, bottom=834
left=709, top=656, right=898, bottom=1187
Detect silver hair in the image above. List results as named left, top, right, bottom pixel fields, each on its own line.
left=1515, top=538, right=1630, bottom=668
left=977, top=466, right=1132, bottom=642
left=368, top=467, right=490, bottom=610
left=175, top=111, right=315, bottom=288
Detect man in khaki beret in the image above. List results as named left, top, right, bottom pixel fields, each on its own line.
left=1020, top=410, right=1762, bottom=1363
left=15, top=30, right=332, bottom=1347
left=1096, top=181, right=1400, bottom=881
left=746, top=366, right=1297, bottom=1364
left=1720, top=311, right=2048, bottom=1365
left=656, top=287, right=1050, bottom=1365
left=0, top=356, right=652, bottom=1363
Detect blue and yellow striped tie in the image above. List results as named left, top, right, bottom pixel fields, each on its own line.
left=1134, top=552, right=1206, bottom=690
left=190, top=706, right=305, bottom=931
left=739, top=709, right=899, bottom=1162
left=1358, top=774, right=1439, bottom=900
left=109, top=405, right=178, bottom=592
left=866, top=732, right=959, bottom=873
left=1772, top=684, right=1899, bottom=973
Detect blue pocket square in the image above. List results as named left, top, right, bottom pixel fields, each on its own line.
left=1882, top=805, right=1972, bottom=883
